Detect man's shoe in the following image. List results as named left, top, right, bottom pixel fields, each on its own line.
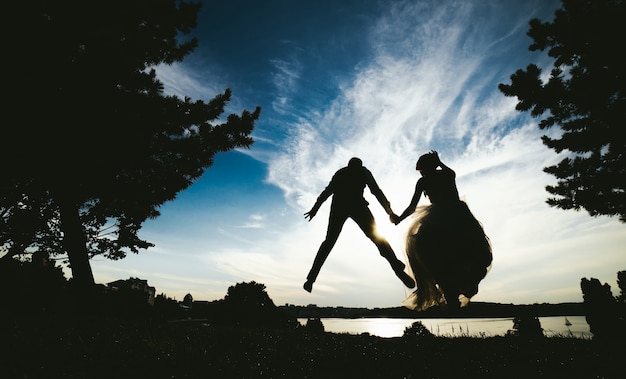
left=303, top=280, right=313, bottom=293
left=396, top=270, right=415, bottom=288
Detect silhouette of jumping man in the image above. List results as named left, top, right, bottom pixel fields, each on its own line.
left=391, top=151, right=492, bottom=311
left=303, top=157, right=415, bottom=293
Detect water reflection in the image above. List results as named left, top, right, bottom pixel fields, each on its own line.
left=299, top=316, right=591, bottom=338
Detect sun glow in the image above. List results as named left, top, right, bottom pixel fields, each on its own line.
left=372, top=209, right=408, bottom=257
left=362, top=319, right=409, bottom=338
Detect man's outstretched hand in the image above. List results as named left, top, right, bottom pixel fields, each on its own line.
left=304, top=208, right=318, bottom=221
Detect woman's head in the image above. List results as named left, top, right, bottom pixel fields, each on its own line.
left=415, top=152, right=438, bottom=172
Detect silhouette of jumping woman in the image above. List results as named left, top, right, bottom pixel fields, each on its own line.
left=303, top=157, right=415, bottom=293
left=391, top=151, right=492, bottom=311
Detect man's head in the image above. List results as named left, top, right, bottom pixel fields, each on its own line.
left=348, top=157, right=363, bottom=168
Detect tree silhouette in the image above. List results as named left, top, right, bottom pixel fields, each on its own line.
left=0, top=252, right=68, bottom=320
left=304, top=318, right=325, bottom=333
left=580, top=276, right=626, bottom=339
left=506, top=315, right=544, bottom=339
left=224, top=281, right=276, bottom=310
left=402, top=321, right=434, bottom=339
left=2, top=0, right=260, bottom=289
left=498, top=0, right=626, bottom=222
left=221, top=281, right=296, bottom=329
left=617, top=270, right=626, bottom=302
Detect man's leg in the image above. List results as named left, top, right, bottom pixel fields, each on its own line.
left=304, top=210, right=347, bottom=292
left=352, top=208, right=415, bottom=288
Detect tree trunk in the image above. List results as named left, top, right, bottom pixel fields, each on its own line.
left=58, top=197, right=95, bottom=288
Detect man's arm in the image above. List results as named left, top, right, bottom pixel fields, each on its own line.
left=304, top=180, right=334, bottom=221
left=365, top=169, right=393, bottom=215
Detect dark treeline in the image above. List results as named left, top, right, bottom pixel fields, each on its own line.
left=280, top=302, right=587, bottom=319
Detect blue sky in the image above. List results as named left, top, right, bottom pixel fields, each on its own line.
left=90, top=0, right=626, bottom=308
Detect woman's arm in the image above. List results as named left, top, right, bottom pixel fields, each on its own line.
left=394, top=179, right=424, bottom=224
left=432, top=150, right=455, bottom=177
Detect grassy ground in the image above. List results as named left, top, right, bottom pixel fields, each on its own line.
left=1, top=317, right=620, bottom=379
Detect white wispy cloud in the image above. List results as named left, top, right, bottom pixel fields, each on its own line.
left=154, top=63, right=224, bottom=100
left=270, top=56, right=302, bottom=115
left=267, top=1, right=507, bottom=208
left=237, top=214, right=266, bottom=229
left=258, top=0, right=626, bottom=307
left=93, top=1, right=624, bottom=308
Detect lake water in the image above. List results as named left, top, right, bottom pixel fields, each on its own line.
left=298, top=316, right=591, bottom=338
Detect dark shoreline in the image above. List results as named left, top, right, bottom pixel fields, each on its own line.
left=3, top=317, right=619, bottom=379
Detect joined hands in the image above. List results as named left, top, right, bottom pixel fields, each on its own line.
left=389, top=213, right=401, bottom=225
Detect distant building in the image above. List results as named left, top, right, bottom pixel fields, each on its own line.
left=107, top=277, right=156, bottom=306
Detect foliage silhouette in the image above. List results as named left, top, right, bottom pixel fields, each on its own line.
left=506, top=315, right=544, bottom=339
left=498, top=0, right=626, bottom=222
left=2, top=0, right=261, bottom=289
left=97, top=286, right=154, bottom=320
left=0, top=254, right=68, bottom=320
left=617, top=270, right=626, bottom=303
left=3, top=317, right=619, bottom=378
left=304, top=318, right=325, bottom=333
left=402, top=320, right=434, bottom=339
left=153, top=293, right=183, bottom=320
left=0, top=255, right=157, bottom=321
left=580, top=273, right=626, bottom=339
left=218, top=281, right=297, bottom=329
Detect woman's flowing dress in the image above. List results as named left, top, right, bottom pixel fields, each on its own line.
left=402, top=195, right=492, bottom=311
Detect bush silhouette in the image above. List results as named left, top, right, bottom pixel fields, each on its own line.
left=219, top=281, right=297, bottom=329
left=304, top=318, right=325, bottom=333
left=506, top=315, right=544, bottom=339
left=0, top=255, right=68, bottom=319
left=581, top=275, right=626, bottom=339
left=403, top=321, right=434, bottom=338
